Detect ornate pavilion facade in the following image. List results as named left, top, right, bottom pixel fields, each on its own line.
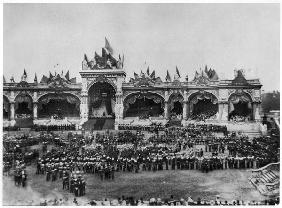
left=3, top=39, right=263, bottom=130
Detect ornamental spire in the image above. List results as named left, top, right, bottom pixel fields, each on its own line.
left=34, top=73, right=38, bottom=84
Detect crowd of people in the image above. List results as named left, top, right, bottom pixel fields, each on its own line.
left=3, top=126, right=21, bottom=131
left=32, top=124, right=76, bottom=131
left=118, top=123, right=165, bottom=132
left=16, top=114, right=32, bottom=119
left=229, top=115, right=250, bottom=122
left=3, top=121, right=280, bottom=205
left=37, top=195, right=279, bottom=206
left=190, top=110, right=218, bottom=121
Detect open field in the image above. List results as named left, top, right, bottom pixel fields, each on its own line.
left=3, top=165, right=266, bottom=206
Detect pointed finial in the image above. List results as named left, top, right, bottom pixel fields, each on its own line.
left=10, top=76, right=15, bottom=83
left=34, top=73, right=38, bottom=84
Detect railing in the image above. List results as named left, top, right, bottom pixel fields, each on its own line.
left=251, top=162, right=280, bottom=173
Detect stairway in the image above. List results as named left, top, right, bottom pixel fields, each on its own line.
left=82, top=118, right=115, bottom=130
left=102, top=119, right=115, bottom=130
left=15, top=118, right=34, bottom=128
left=93, top=118, right=106, bottom=130
left=167, top=119, right=182, bottom=127
left=249, top=162, right=280, bottom=197
left=82, top=119, right=97, bottom=131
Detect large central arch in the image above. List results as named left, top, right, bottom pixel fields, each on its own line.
left=88, top=81, right=116, bottom=118
left=124, top=92, right=164, bottom=118
left=38, top=93, right=80, bottom=118
left=188, top=92, right=218, bottom=120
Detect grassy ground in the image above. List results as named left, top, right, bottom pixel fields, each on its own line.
left=3, top=165, right=266, bottom=206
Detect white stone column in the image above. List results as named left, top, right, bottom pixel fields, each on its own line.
left=254, top=102, right=261, bottom=121
left=183, top=101, right=188, bottom=120
left=10, top=102, right=15, bottom=120
left=220, top=102, right=229, bottom=121
left=164, top=101, right=169, bottom=119
left=114, top=92, right=124, bottom=130
left=33, top=102, right=38, bottom=119
left=80, top=92, right=89, bottom=125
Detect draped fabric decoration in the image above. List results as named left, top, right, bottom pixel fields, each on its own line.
left=189, top=93, right=218, bottom=113
left=124, top=93, right=164, bottom=112
left=229, top=94, right=252, bottom=113
left=38, top=94, right=80, bottom=111
left=91, top=99, right=103, bottom=108
left=111, top=98, right=115, bottom=114
left=15, top=95, right=33, bottom=111
left=3, top=97, right=9, bottom=113
left=169, top=94, right=184, bottom=111
left=105, top=99, right=112, bottom=115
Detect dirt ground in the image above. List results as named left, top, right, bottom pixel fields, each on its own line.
left=3, top=165, right=266, bottom=206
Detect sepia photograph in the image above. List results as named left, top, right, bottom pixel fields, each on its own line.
left=2, top=2, right=280, bottom=206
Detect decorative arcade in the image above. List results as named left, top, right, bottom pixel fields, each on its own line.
left=3, top=38, right=263, bottom=132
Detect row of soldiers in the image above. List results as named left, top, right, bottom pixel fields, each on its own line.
left=33, top=124, right=76, bottom=131
left=36, top=151, right=262, bottom=179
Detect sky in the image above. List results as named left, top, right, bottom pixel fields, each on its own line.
left=3, top=3, right=280, bottom=92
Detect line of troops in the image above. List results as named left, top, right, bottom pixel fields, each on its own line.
left=33, top=124, right=76, bottom=131
left=118, top=124, right=165, bottom=131
left=36, top=152, right=262, bottom=181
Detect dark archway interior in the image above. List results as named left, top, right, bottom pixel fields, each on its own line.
left=16, top=102, right=32, bottom=115
left=171, top=101, right=183, bottom=115
left=192, top=99, right=218, bottom=118
left=126, top=97, right=163, bottom=118
left=229, top=101, right=252, bottom=120
left=3, top=97, right=9, bottom=119
left=88, top=82, right=116, bottom=117
left=39, top=99, right=79, bottom=118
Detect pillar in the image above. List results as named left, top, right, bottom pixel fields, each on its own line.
left=114, top=93, right=123, bottom=130
left=219, top=102, right=228, bottom=121
left=33, top=102, right=38, bottom=119
left=182, top=101, right=188, bottom=120
left=187, top=102, right=190, bottom=118
left=10, top=102, right=15, bottom=120
left=253, top=102, right=261, bottom=121
left=80, top=93, right=89, bottom=124
left=164, top=101, right=169, bottom=119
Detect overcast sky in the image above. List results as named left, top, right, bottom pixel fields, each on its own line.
left=4, top=3, right=280, bottom=92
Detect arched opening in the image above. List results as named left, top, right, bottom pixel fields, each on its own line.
left=15, top=94, right=33, bottom=118
left=228, top=93, right=253, bottom=121
left=38, top=93, right=80, bottom=119
left=124, top=93, right=164, bottom=118
left=168, top=93, right=183, bottom=119
left=88, top=82, right=116, bottom=118
left=171, top=101, right=183, bottom=115
left=189, top=92, right=218, bottom=120
left=3, top=96, right=10, bottom=119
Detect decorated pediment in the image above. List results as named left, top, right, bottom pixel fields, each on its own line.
left=232, top=70, right=249, bottom=86
left=192, top=65, right=219, bottom=85
left=129, top=68, right=162, bottom=87
left=48, top=74, right=70, bottom=89
left=82, top=38, right=124, bottom=70
left=17, top=81, right=29, bottom=87
left=39, top=70, right=76, bottom=89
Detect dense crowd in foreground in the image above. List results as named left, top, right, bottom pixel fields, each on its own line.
left=3, top=122, right=280, bottom=205
left=38, top=195, right=280, bottom=206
